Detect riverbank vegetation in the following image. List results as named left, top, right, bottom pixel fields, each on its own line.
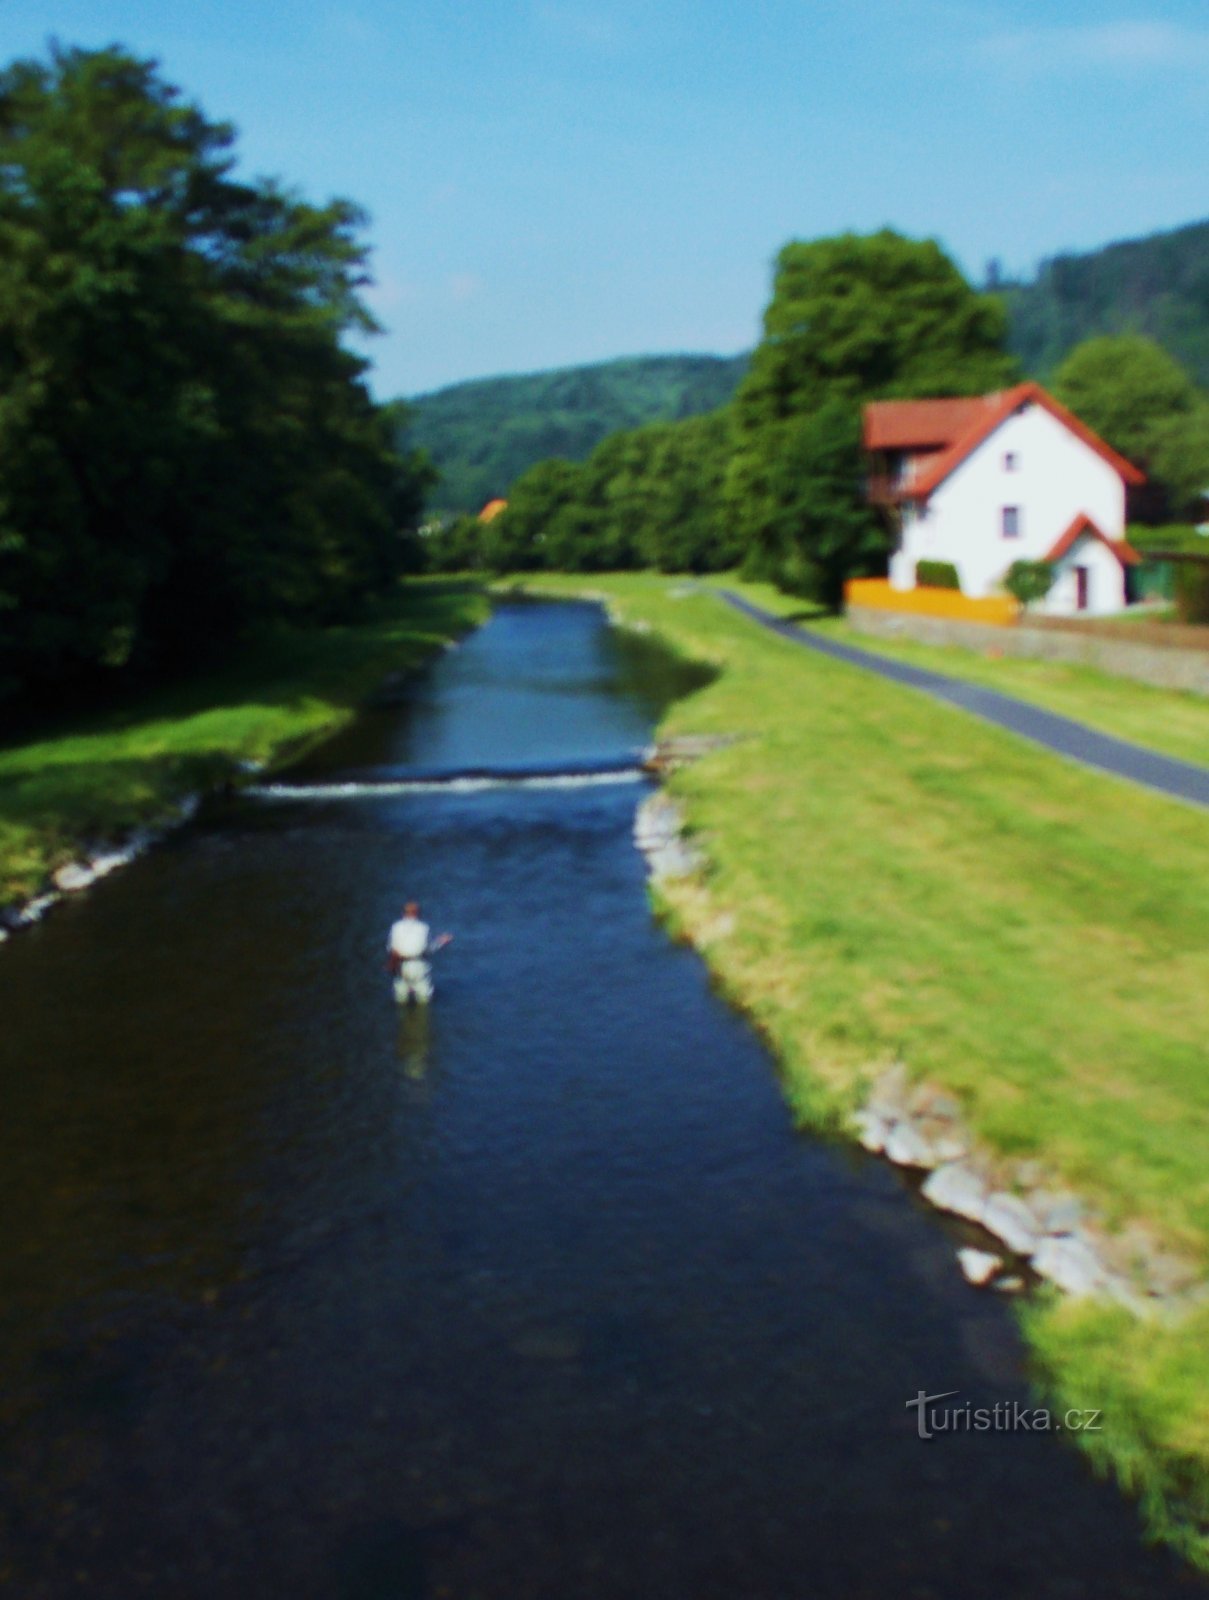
left=0, top=580, right=487, bottom=907
left=525, top=572, right=1209, bottom=1568
left=0, top=45, right=434, bottom=711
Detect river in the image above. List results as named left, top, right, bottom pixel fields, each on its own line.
left=0, top=599, right=1197, bottom=1597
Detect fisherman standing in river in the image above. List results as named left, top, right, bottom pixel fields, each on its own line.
left=387, top=900, right=452, bottom=1005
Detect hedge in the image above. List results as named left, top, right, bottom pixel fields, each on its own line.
left=915, top=559, right=961, bottom=590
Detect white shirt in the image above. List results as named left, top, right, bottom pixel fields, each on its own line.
left=390, top=916, right=430, bottom=961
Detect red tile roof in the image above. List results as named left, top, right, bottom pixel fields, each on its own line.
left=862, top=395, right=998, bottom=452
left=1044, top=513, right=1141, bottom=568
left=863, top=383, right=1145, bottom=501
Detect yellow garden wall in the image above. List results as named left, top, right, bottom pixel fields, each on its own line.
left=846, top=578, right=1019, bottom=627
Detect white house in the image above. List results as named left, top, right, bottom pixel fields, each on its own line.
left=863, top=383, right=1146, bottom=616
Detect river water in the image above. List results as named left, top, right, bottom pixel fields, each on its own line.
left=0, top=600, right=1198, bottom=1598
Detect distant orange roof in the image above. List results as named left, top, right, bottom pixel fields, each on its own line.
left=1044, top=513, right=1140, bottom=568
left=864, top=383, right=1145, bottom=501
left=479, top=498, right=507, bottom=523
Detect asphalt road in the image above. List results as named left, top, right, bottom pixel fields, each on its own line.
left=720, top=590, right=1209, bottom=811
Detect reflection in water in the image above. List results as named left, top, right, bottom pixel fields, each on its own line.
left=0, top=601, right=1198, bottom=1598
left=397, top=1004, right=431, bottom=1079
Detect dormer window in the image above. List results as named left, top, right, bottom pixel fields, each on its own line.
left=1003, top=452, right=1018, bottom=471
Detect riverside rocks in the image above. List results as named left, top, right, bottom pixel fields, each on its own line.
left=981, top=1193, right=1042, bottom=1257
left=633, top=792, right=704, bottom=883
left=958, top=1248, right=1004, bottom=1287
left=921, top=1162, right=989, bottom=1226
left=853, top=1062, right=1204, bottom=1318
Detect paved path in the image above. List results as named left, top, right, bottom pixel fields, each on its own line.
left=720, top=591, right=1209, bottom=810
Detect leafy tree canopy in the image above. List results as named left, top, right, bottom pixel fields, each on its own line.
left=0, top=43, right=432, bottom=701
left=733, top=231, right=1019, bottom=435
left=1053, top=335, right=1209, bottom=517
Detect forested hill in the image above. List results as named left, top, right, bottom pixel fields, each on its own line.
left=999, top=219, right=1209, bottom=386
left=406, top=353, right=747, bottom=512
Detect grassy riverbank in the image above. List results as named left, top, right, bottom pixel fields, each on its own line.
left=0, top=578, right=488, bottom=907
left=525, top=571, right=1209, bottom=1568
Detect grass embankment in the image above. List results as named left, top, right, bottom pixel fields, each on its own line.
left=718, top=576, right=1209, bottom=770
left=0, top=578, right=489, bottom=907
left=529, top=571, right=1209, bottom=1568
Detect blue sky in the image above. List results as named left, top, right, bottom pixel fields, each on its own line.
left=5, top=1, right=1207, bottom=397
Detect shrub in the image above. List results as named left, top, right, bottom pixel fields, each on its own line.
left=1004, top=560, right=1055, bottom=609
left=915, top=559, right=961, bottom=590
left=1174, top=560, right=1209, bottom=624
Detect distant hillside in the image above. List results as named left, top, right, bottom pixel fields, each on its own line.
left=999, top=219, right=1209, bottom=386
left=406, top=353, right=748, bottom=513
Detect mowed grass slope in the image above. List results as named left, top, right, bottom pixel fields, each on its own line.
left=530, top=571, right=1209, bottom=1563
left=0, top=579, right=488, bottom=905
left=719, top=576, right=1209, bottom=770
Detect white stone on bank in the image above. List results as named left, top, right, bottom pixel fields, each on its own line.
left=1030, top=1234, right=1109, bottom=1298
left=921, top=1162, right=989, bottom=1226
left=958, top=1248, right=1003, bottom=1287
left=52, top=861, right=97, bottom=893
left=981, top=1192, right=1042, bottom=1256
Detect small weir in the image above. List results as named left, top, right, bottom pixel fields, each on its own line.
left=0, top=599, right=1197, bottom=1598
left=250, top=755, right=649, bottom=802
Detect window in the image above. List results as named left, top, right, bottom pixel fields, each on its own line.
left=1002, top=506, right=1020, bottom=539
left=1003, top=451, right=1018, bottom=471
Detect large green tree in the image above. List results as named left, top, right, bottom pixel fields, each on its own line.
left=1052, top=335, right=1209, bottom=518
left=0, top=44, right=430, bottom=699
left=726, top=230, right=1019, bottom=599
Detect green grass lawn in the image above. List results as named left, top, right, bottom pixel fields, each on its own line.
left=528, top=570, right=1209, bottom=1567
left=714, top=575, right=1209, bottom=770
left=0, top=578, right=488, bottom=906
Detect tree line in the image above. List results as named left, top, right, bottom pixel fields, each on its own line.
left=428, top=230, right=1208, bottom=601
left=0, top=44, right=433, bottom=707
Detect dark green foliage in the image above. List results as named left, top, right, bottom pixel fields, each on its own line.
left=1004, top=560, right=1055, bottom=609
left=915, top=560, right=961, bottom=590
left=422, top=513, right=485, bottom=573
left=1174, top=560, right=1209, bottom=624
left=734, top=232, right=1018, bottom=423
left=1127, top=524, right=1207, bottom=556
left=733, top=399, right=885, bottom=605
left=727, top=231, right=1014, bottom=601
left=1052, top=336, right=1209, bottom=520
left=404, top=353, right=748, bottom=513
left=1001, top=220, right=1209, bottom=387
left=0, top=44, right=432, bottom=702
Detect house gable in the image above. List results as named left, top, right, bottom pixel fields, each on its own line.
left=1045, top=513, right=1140, bottom=569
left=864, top=383, right=1145, bottom=506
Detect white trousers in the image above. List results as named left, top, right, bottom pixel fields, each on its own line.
left=393, top=958, right=433, bottom=1005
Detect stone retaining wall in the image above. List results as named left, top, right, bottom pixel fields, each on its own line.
left=847, top=606, right=1209, bottom=696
